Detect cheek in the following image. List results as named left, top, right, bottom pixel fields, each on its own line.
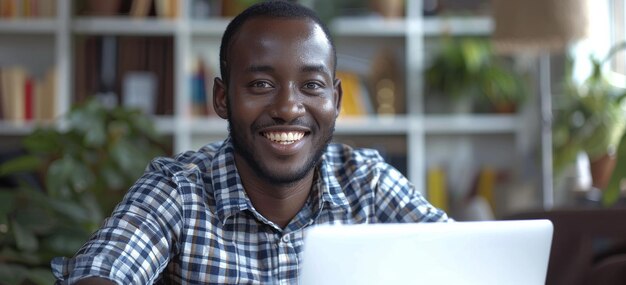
left=232, top=95, right=265, bottom=115
left=309, top=97, right=338, bottom=121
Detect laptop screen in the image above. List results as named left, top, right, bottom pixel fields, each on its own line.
left=300, top=220, right=553, bottom=285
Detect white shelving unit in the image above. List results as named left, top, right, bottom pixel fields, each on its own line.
left=72, top=17, right=178, bottom=35
left=0, top=0, right=541, bottom=217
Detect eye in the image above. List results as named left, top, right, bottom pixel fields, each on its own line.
left=303, top=81, right=323, bottom=90
left=249, top=81, right=273, bottom=89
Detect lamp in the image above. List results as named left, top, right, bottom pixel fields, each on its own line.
left=492, top=0, right=588, bottom=53
left=491, top=0, right=589, bottom=209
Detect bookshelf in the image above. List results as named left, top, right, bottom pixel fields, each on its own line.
left=0, top=0, right=543, bottom=219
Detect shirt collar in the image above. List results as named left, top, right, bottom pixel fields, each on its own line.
left=210, top=138, right=351, bottom=224
left=210, top=137, right=251, bottom=224
left=315, top=150, right=351, bottom=212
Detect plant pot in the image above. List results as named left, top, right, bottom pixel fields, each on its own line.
left=589, top=152, right=618, bottom=190
left=492, top=102, right=516, bottom=114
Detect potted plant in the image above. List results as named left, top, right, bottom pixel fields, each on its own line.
left=0, top=99, right=166, bottom=284
left=478, top=62, right=529, bottom=113
left=553, top=43, right=626, bottom=200
left=425, top=38, right=528, bottom=113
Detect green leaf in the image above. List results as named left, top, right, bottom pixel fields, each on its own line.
left=13, top=204, right=56, bottom=235
left=0, top=191, right=16, bottom=216
left=69, top=160, right=96, bottom=193
left=0, top=263, right=29, bottom=285
left=0, top=155, right=41, bottom=176
left=44, top=198, right=91, bottom=224
left=43, top=231, right=90, bottom=256
left=11, top=218, right=38, bottom=252
left=0, top=247, right=41, bottom=265
left=110, top=138, right=149, bottom=181
left=22, top=128, right=62, bottom=154
left=100, top=163, right=126, bottom=191
left=68, top=101, right=107, bottom=147
left=25, top=268, right=56, bottom=285
left=79, top=192, right=105, bottom=227
left=603, top=133, right=626, bottom=205
left=45, top=157, right=75, bottom=198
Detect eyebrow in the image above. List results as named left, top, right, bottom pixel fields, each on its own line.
left=245, top=65, right=274, bottom=73
left=301, top=64, right=328, bottom=74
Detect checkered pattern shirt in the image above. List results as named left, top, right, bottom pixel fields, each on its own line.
left=51, top=137, right=450, bottom=284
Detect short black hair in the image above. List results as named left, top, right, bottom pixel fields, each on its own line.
left=218, top=0, right=336, bottom=84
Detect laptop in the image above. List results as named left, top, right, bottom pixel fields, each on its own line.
left=300, top=220, right=553, bottom=285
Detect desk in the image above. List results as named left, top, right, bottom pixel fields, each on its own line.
left=508, top=208, right=626, bottom=285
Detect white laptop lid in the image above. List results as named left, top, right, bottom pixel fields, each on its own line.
left=300, top=220, right=553, bottom=285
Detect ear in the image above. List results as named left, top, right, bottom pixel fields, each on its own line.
left=213, top=77, right=228, bottom=119
left=333, top=78, right=343, bottom=118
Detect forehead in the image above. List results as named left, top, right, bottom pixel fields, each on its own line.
left=228, top=17, right=333, bottom=70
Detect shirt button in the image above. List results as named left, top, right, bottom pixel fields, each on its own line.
left=281, top=235, right=290, bottom=243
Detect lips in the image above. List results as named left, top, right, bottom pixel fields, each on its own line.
left=262, top=131, right=306, bottom=144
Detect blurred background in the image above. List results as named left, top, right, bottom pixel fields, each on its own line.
left=1, top=0, right=626, bottom=284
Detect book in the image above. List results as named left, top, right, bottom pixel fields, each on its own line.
left=24, top=76, right=33, bottom=121
left=33, top=76, right=43, bottom=121
left=23, top=0, right=33, bottom=17
left=427, top=166, right=449, bottom=212
left=144, top=37, right=174, bottom=115
left=155, top=0, right=178, bottom=18
left=116, top=36, right=144, bottom=106
left=38, top=0, right=57, bottom=18
left=190, top=57, right=208, bottom=116
left=336, top=70, right=368, bottom=118
left=0, top=69, right=4, bottom=119
left=40, top=68, right=57, bottom=121
left=189, top=57, right=217, bottom=117
left=476, top=167, right=497, bottom=212
left=1, top=66, right=27, bottom=122
left=0, top=0, right=17, bottom=18
left=0, top=67, right=58, bottom=123
left=130, top=0, right=152, bottom=18
left=161, top=37, right=174, bottom=115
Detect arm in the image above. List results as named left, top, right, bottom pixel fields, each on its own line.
left=374, top=162, right=452, bottom=223
left=51, top=168, right=185, bottom=283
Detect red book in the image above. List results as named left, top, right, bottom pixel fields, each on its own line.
left=24, top=77, right=33, bottom=121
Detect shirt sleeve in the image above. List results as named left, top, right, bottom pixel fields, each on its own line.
left=50, top=169, right=184, bottom=284
left=374, top=162, right=452, bottom=223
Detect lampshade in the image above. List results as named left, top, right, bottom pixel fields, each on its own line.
left=491, top=0, right=589, bottom=54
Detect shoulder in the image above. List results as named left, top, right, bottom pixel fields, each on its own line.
left=324, top=143, right=385, bottom=170
left=323, top=143, right=414, bottom=193
left=322, top=143, right=396, bottom=185
left=147, top=140, right=225, bottom=177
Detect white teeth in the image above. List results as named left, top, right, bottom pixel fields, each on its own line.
left=263, top=132, right=305, bottom=144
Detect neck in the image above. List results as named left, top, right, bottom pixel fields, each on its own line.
left=235, top=158, right=315, bottom=229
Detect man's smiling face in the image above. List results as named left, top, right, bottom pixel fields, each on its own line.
left=214, top=17, right=342, bottom=185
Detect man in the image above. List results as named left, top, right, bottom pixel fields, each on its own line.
left=52, top=1, right=450, bottom=284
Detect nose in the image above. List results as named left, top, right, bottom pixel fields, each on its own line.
left=269, top=85, right=305, bottom=122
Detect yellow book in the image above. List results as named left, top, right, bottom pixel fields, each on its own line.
left=336, top=71, right=366, bottom=118
left=427, top=166, right=448, bottom=212
left=2, top=66, right=27, bottom=122
left=476, top=167, right=497, bottom=212
left=36, top=68, right=57, bottom=122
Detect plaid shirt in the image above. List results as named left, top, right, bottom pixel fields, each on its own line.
left=51, top=137, right=450, bottom=284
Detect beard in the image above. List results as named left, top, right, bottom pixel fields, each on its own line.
left=227, top=104, right=334, bottom=186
